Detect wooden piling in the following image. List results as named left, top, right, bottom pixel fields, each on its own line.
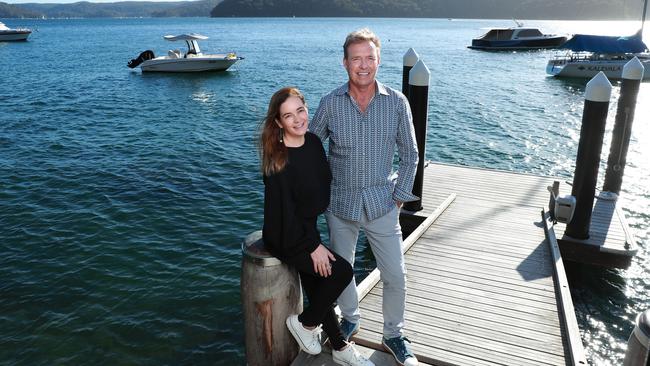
left=623, top=309, right=650, bottom=366
left=241, top=231, right=302, bottom=366
left=565, top=72, right=612, bottom=239
left=603, top=57, right=644, bottom=196
left=402, top=48, right=419, bottom=98
left=404, top=59, right=430, bottom=212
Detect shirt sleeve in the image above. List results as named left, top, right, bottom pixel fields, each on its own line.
left=393, top=95, right=420, bottom=203
left=309, top=97, right=330, bottom=142
left=263, top=173, right=320, bottom=257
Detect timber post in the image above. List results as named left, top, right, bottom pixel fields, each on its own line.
left=403, top=59, right=430, bottom=212
left=241, top=231, right=302, bottom=366
left=623, top=309, right=650, bottom=365
left=602, top=57, right=645, bottom=197
left=402, top=48, right=419, bottom=98
left=565, top=72, right=612, bottom=240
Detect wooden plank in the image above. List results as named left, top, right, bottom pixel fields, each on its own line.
left=354, top=327, right=499, bottom=366
left=541, top=210, right=588, bottom=366
left=361, top=292, right=564, bottom=345
left=408, top=245, right=553, bottom=278
left=389, top=277, right=559, bottom=315
left=359, top=319, right=565, bottom=366
left=364, top=290, right=561, bottom=333
left=405, top=260, right=557, bottom=298
left=408, top=268, right=555, bottom=305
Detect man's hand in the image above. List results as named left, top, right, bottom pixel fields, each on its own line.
left=395, top=201, right=403, bottom=208
left=310, top=244, right=336, bottom=277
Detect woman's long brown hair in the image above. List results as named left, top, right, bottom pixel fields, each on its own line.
left=259, top=87, right=306, bottom=176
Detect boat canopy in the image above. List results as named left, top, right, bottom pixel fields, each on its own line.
left=561, top=33, right=648, bottom=53
left=0, top=22, right=10, bottom=31
left=163, top=34, right=208, bottom=41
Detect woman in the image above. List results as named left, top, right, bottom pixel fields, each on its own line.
left=260, top=87, right=374, bottom=366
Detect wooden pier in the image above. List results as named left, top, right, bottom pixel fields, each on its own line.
left=291, top=162, right=631, bottom=366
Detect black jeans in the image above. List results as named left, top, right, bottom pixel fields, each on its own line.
left=286, top=249, right=353, bottom=351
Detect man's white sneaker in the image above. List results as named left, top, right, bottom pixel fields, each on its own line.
left=285, top=315, right=322, bottom=355
left=332, top=342, right=375, bottom=366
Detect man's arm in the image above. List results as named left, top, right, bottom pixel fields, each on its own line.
left=310, top=97, right=329, bottom=142
left=393, top=95, right=419, bottom=203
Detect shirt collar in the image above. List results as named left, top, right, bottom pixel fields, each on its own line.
left=335, top=80, right=389, bottom=97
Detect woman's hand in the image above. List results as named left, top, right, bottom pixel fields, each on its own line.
left=310, top=244, right=336, bottom=277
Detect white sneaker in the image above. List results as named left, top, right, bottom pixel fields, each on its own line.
left=285, top=315, right=322, bottom=355
left=332, top=342, right=375, bottom=366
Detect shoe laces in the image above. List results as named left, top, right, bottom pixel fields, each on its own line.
left=345, top=342, right=365, bottom=361
left=388, top=336, right=413, bottom=358
left=310, top=324, right=323, bottom=343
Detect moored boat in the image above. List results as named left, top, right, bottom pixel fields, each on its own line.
left=127, top=33, right=243, bottom=73
left=546, top=34, right=650, bottom=80
left=0, top=22, right=32, bottom=42
left=469, top=25, right=567, bottom=51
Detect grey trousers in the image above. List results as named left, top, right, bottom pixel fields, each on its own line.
left=326, top=205, right=406, bottom=338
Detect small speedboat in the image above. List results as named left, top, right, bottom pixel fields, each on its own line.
left=469, top=24, right=566, bottom=51
left=127, top=34, right=243, bottom=73
left=0, top=22, right=31, bottom=42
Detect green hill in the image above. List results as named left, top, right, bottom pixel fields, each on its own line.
left=210, top=0, right=643, bottom=20
left=0, top=1, right=43, bottom=18
left=12, top=0, right=218, bottom=18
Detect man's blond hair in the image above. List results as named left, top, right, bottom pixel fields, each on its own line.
left=343, top=28, right=381, bottom=59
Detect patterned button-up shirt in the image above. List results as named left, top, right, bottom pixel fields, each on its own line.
left=310, top=81, right=419, bottom=221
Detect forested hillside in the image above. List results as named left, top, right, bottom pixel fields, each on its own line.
left=210, top=0, right=644, bottom=20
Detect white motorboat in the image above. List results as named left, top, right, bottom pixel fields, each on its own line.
left=547, top=0, right=649, bottom=80
left=0, top=22, right=31, bottom=42
left=127, top=34, right=243, bottom=73
left=546, top=33, right=650, bottom=80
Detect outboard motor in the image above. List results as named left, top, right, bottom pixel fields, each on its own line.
left=127, top=50, right=155, bottom=69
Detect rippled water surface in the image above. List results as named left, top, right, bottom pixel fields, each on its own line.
left=0, top=17, right=648, bottom=365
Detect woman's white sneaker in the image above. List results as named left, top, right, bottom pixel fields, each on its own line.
left=332, top=342, right=375, bottom=366
left=285, top=315, right=322, bottom=355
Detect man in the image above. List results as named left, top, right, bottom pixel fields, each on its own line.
left=310, top=28, right=419, bottom=366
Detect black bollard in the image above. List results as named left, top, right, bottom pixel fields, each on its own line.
left=602, top=57, right=644, bottom=196
left=402, top=48, right=419, bottom=98
left=404, top=60, right=430, bottom=212
left=565, top=72, right=612, bottom=239
left=623, top=309, right=650, bottom=366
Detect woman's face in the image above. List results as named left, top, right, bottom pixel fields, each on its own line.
left=276, top=95, right=308, bottom=141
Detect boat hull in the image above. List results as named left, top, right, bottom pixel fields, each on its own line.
left=140, top=57, right=240, bottom=72
left=547, top=56, right=650, bottom=80
left=0, top=30, right=31, bottom=42
left=469, top=36, right=567, bottom=50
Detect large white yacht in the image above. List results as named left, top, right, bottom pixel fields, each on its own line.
left=546, top=33, right=650, bottom=80
left=547, top=0, right=649, bottom=80
left=127, top=34, right=243, bottom=73
left=0, top=22, right=31, bottom=42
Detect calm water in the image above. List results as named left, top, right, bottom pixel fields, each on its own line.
left=0, top=17, right=648, bottom=365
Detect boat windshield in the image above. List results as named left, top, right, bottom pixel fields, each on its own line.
left=480, top=29, right=515, bottom=41
left=516, top=29, right=543, bottom=37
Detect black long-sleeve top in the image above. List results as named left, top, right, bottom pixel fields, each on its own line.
left=263, top=132, right=332, bottom=262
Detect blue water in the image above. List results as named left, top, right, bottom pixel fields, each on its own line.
left=0, top=17, right=648, bottom=365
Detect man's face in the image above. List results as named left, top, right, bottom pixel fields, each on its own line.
left=343, top=40, right=380, bottom=90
